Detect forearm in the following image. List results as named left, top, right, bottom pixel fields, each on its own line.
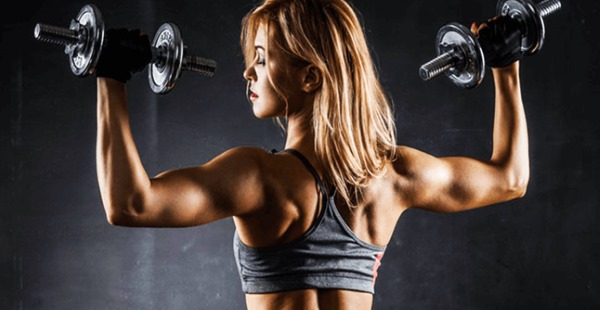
left=96, top=78, right=151, bottom=224
left=490, top=62, right=529, bottom=193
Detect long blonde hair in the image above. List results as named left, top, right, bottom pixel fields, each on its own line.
left=241, top=0, right=397, bottom=207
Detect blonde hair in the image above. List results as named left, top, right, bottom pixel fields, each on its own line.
left=241, top=0, right=397, bottom=207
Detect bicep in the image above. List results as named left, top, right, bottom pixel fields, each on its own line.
left=124, top=147, right=265, bottom=227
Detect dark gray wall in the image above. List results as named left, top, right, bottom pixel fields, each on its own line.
left=2, top=1, right=598, bottom=309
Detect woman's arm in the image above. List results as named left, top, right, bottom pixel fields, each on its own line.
left=96, top=78, right=265, bottom=227
left=400, top=62, right=529, bottom=212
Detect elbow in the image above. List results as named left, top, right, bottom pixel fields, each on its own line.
left=510, top=179, right=528, bottom=199
left=105, top=206, right=137, bottom=226
left=99, top=184, right=149, bottom=226
left=505, top=170, right=529, bottom=200
left=105, top=211, right=122, bottom=226
left=105, top=209, right=131, bottom=226
left=103, top=197, right=145, bottom=227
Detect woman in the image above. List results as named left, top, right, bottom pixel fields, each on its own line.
left=95, top=0, right=529, bottom=309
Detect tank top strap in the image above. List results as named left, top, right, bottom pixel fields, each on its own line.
left=279, top=148, right=330, bottom=197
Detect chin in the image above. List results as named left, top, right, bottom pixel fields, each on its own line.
left=253, top=113, right=272, bottom=119
left=253, top=113, right=280, bottom=119
left=252, top=107, right=268, bottom=118
left=252, top=105, right=284, bottom=119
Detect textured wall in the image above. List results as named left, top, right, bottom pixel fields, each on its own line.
left=2, top=0, right=599, bottom=309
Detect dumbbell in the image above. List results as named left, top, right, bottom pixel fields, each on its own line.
left=419, top=0, right=561, bottom=88
left=34, top=4, right=217, bottom=94
left=33, top=4, right=105, bottom=77
left=147, top=22, right=216, bottom=93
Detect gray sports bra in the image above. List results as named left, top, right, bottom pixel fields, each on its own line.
left=233, top=149, right=386, bottom=294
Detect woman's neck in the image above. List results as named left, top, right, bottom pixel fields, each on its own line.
left=284, top=113, right=315, bottom=157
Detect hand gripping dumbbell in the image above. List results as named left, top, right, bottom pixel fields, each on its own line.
left=34, top=4, right=217, bottom=94
left=419, top=0, right=561, bottom=89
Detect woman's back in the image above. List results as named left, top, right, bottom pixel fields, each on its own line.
left=233, top=147, right=405, bottom=310
left=232, top=148, right=404, bottom=249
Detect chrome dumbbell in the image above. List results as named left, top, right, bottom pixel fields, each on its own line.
left=34, top=4, right=105, bottom=77
left=419, top=22, right=485, bottom=89
left=419, top=0, right=561, bottom=88
left=148, top=22, right=216, bottom=94
left=34, top=4, right=217, bottom=94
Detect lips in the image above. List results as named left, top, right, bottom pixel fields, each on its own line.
left=246, top=82, right=259, bottom=102
left=249, top=90, right=258, bottom=100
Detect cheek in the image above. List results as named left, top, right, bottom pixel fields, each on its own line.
left=267, top=60, right=296, bottom=97
left=252, top=97, right=286, bottom=118
left=261, top=70, right=287, bottom=108
left=261, top=91, right=287, bottom=114
left=251, top=81, right=286, bottom=118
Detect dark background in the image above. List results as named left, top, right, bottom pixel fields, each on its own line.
left=2, top=0, right=598, bottom=309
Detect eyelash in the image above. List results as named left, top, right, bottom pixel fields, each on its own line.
left=256, top=55, right=265, bottom=65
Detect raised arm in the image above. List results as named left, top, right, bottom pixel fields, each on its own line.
left=400, top=62, right=529, bottom=213
left=92, top=29, right=267, bottom=227
left=96, top=78, right=266, bottom=227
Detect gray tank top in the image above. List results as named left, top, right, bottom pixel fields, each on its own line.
left=233, top=149, right=386, bottom=294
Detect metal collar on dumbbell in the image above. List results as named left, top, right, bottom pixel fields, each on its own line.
left=148, top=23, right=217, bottom=94
left=34, top=4, right=105, bottom=77
left=419, top=0, right=561, bottom=89
left=149, top=23, right=184, bottom=94
left=497, top=0, right=562, bottom=56
left=419, top=22, right=485, bottom=89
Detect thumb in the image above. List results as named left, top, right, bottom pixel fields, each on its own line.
left=470, top=22, right=478, bottom=35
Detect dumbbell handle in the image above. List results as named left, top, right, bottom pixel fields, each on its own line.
left=528, top=0, right=561, bottom=18
left=151, top=47, right=216, bottom=77
left=34, top=23, right=82, bottom=46
left=181, top=55, right=217, bottom=77
left=419, top=0, right=561, bottom=82
left=35, top=23, right=216, bottom=77
left=420, top=50, right=460, bottom=81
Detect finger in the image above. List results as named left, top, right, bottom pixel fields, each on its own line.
left=478, top=23, right=488, bottom=33
left=470, top=22, right=479, bottom=35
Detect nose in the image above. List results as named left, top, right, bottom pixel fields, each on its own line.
left=243, top=66, right=256, bottom=82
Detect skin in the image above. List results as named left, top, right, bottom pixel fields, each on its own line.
left=96, top=23, right=528, bottom=310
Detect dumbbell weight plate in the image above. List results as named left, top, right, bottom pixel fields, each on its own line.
left=67, top=4, right=104, bottom=76
left=497, top=0, right=545, bottom=55
left=436, top=22, right=485, bottom=89
left=149, top=22, right=184, bottom=94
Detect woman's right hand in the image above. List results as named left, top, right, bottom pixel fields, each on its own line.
left=95, top=28, right=152, bottom=83
left=471, top=17, right=524, bottom=68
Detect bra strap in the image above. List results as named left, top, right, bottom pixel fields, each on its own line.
left=279, top=149, right=330, bottom=197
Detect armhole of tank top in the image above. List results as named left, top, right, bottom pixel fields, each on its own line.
left=328, top=193, right=387, bottom=252
left=235, top=149, right=330, bottom=253
left=277, top=148, right=329, bottom=245
left=234, top=195, right=329, bottom=253
left=279, top=149, right=385, bottom=251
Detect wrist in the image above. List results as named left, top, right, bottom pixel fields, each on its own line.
left=97, top=76, right=126, bottom=84
left=97, top=77, right=127, bottom=105
left=97, top=76, right=127, bottom=89
left=492, top=61, right=519, bottom=75
left=492, top=61, right=520, bottom=90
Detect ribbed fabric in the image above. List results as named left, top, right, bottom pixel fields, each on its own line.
left=233, top=149, right=386, bottom=294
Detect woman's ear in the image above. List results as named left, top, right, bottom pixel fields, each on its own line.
left=301, top=65, right=322, bottom=93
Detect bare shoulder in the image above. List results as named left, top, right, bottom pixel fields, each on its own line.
left=191, top=146, right=275, bottom=217
left=387, top=145, right=453, bottom=209
left=215, top=145, right=272, bottom=159
left=203, top=146, right=272, bottom=171
left=390, top=145, right=441, bottom=177
left=198, top=146, right=276, bottom=191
